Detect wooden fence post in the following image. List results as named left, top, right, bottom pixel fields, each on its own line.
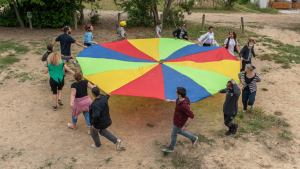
left=241, top=17, right=244, bottom=33
left=201, top=14, right=205, bottom=31
left=74, top=13, right=77, bottom=30
left=118, top=13, right=121, bottom=27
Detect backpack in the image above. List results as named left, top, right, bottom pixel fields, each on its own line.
left=225, top=37, right=238, bottom=53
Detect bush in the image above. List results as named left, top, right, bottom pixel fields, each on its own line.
left=221, top=0, right=238, bottom=9
left=90, top=14, right=100, bottom=25
left=0, top=0, right=77, bottom=28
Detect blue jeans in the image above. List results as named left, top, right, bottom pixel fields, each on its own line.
left=242, top=90, right=256, bottom=110
left=169, top=125, right=196, bottom=150
left=72, top=111, right=91, bottom=127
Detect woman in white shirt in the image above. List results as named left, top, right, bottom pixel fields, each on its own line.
left=224, top=31, right=240, bottom=56
left=197, top=26, right=219, bottom=46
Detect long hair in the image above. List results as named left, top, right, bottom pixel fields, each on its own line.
left=229, top=31, right=237, bottom=39
left=48, top=52, right=62, bottom=66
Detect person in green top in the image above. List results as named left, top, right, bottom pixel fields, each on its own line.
left=44, top=52, right=75, bottom=111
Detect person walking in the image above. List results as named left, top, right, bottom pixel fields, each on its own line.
left=44, top=52, right=75, bottom=111
left=68, top=72, right=98, bottom=134
left=196, top=26, right=219, bottom=46
left=238, top=64, right=261, bottom=113
left=52, top=26, right=87, bottom=66
left=89, top=87, right=121, bottom=150
left=239, top=39, right=257, bottom=72
left=163, top=87, right=198, bottom=153
left=172, top=23, right=188, bottom=40
left=42, top=44, right=55, bottom=62
left=218, top=79, right=241, bottom=135
left=223, top=31, right=240, bottom=56
left=155, top=20, right=162, bottom=38
left=117, top=21, right=127, bottom=41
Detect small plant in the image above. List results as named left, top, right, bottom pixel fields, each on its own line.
left=105, top=157, right=112, bottom=164
left=197, top=134, right=214, bottom=146
left=261, top=88, right=268, bottom=91
left=261, top=67, right=270, bottom=72
left=282, top=62, right=291, bottom=69
left=278, top=130, right=292, bottom=140
left=163, top=151, right=169, bottom=157
left=146, top=123, right=154, bottom=128
left=71, top=157, right=77, bottom=162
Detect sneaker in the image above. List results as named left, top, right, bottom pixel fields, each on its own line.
left=225, top=130, right=232, bottom=136
left=53, top=106, right=57, bottom=111
left=192, top=136, right=198, bottom=146
left=74, top=60, right=78, bottom=67
left=251, top=105, right=255, bottom=110
left=162, top=147, right=174, bottom=153
left=232, top=124, right=239, bottom=134
left=91, top=144, right=102, bottom=149
left=116, top=139, right=121, bottom=149
left=243, top=110, right=246, bottom=113
left=58, top=100, right=63, bottom=106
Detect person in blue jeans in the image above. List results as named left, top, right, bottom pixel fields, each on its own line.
left=163, top=87, right=198, bottom=153
left=73, top=24, right=98, bottom=67
left=68, top=72, right=98, bottom=134
left=238, top=64, right=261, bottom=113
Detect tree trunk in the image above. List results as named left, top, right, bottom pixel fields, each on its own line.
left=163, top=0, right=172, bottom=21
left=151, top=3, right=159, bottom=21
left=12, top=0, right=24, bottom=28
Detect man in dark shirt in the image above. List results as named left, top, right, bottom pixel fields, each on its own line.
left=163, top=87, right=198, bottom=153
left=89, top=87, right=121, bottom=150
left=219, top=79, right=241, bottom=135
left=52, top=26, right=87, bottom=64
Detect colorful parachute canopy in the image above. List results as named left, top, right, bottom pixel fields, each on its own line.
left=77, top=38, right=240, bottom=103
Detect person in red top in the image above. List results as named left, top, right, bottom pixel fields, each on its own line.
left=163, top=87, right=198, bottom=152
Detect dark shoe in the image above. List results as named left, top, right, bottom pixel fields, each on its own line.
left=53, top=106, right=57, bottom=111
left=58, top=100, right=63, bottom=106
left=232, top=124, right=239, bottom=134
left=162, top=147, right=174, bottom=153
left=191, top=136, right=198, bottom=146
left=225, top=129, right=232, bottom=135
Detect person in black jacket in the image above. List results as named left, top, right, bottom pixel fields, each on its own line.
left=173, top=23, right=188, bottom=40
left=239, top=39, right=257, bottom=72
left=89, top=87, right=121, bottom=150
left=42, top=44, right=55, bottom=62
left=219, top=79, right=241, bottom=136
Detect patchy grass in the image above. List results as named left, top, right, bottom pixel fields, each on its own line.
left=0, top=41, right=30, bottom=55
left=261, top=88, right=268, bottom=91
left=71, top=157, right=77, bottom=162
left=261, top=67, right=270, bottom=72
left=0, top=55, right=20, bottom=69
left=170, top=152, right=201, bottom=169
left=196, top=133, right=215, bottom=146
left=259, top=54, right=273, bottom=61
left=278, top=130, right=292, bottom=141
left=105, top=157, right=112, bottom=164
left=146, top=123, right=155, bottom=128
left=233, top=108, right=291, bottom=140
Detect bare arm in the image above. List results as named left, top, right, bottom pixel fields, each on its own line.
left=52, top=41, right=56, bottom=45
left=63, top=64, right=75, bottom=74
left=70, top=88, right=76, bottom=109
left=236, top=45, right=240, bottom=53
left=156, top=31, right=161, bottom=38
left=166, top=99, right=176, bottom=102
left=87, top=82, right=98, bottom=89
left=223, top=44, right=227, bottom=48
left=75, top=41, right=87, bottom=48
left=44, top=67, right=49, bottom=74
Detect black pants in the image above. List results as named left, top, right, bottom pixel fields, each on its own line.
left=49, top=77, right=64, bottom=94
left=203, top=43, right=211, bottom=46
left=224, top=113, right=237, bottom=129
left=241, top=60, right=251, bottom=72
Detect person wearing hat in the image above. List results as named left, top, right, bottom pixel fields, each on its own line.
left=196, top=26, right=219, bottom=46
left=89, top=87, right=121, bottom=150
left=117, top=21, right=127, bottom=41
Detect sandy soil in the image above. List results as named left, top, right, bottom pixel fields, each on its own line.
left=0, top=12, right=300, bottom=169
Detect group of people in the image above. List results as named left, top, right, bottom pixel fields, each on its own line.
left=41, top=21, right=261, bottom=152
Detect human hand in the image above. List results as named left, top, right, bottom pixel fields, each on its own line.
left=182, top=126, right=187, bottom=131
left=70, top=104, right=76, bottom=110
left=94, top=42, right=98, bottom=44
left=93, top=36, right=96, bottom=39
left=184, top=36, right=187, bottom=38
left=83, top=46, right=88, bottom=48
left=175, top=37, right=177, bottom=40
left=241, top=82, right=244, bottom=85
left=218, top=90, right=220, bottom=93
left=166, top=99, right=172, bottom=102
left=231, top=79, right=236, bottom=84
left=255, top=57, right=257, bottom=60
left=240, top=57, right=243, bottom=61
left=196, top=41, right=200, bottom=45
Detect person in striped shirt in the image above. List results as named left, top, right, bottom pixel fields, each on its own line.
left=238, top=64, right=261, bottom=113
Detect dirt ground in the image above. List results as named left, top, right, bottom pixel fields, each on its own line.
left=0, top=12, right=300, bottom=169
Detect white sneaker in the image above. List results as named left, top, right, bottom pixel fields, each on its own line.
left=251, top=105, right=255, bottom=110
left=243, top=110, right=246, bottom=113
left=91, top=144, right=102, bottom=149
left=116, top=139, right=121, bottom=149
left=192, top=136, right=198, bottom=146
left=162, top=147, right=174, bottom=153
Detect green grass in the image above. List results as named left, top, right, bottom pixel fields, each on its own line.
left=259, top=54, right=273, bottom=61
left=146, top=123, right=155, bottom=128
left=261, top=67, right=270, bottom=72
left=196, top=133, right=214, bottom=146
left=261, top=88, right=268, bottom=91
left=71, top=157, right=77, bottom=162
left=278, top=130, right=292, bottom=140
left=233, top=108, right=291, bottom=140
left=170, top=152, right=201, bottom=169
left=105, top=157, right=112, bottom=164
